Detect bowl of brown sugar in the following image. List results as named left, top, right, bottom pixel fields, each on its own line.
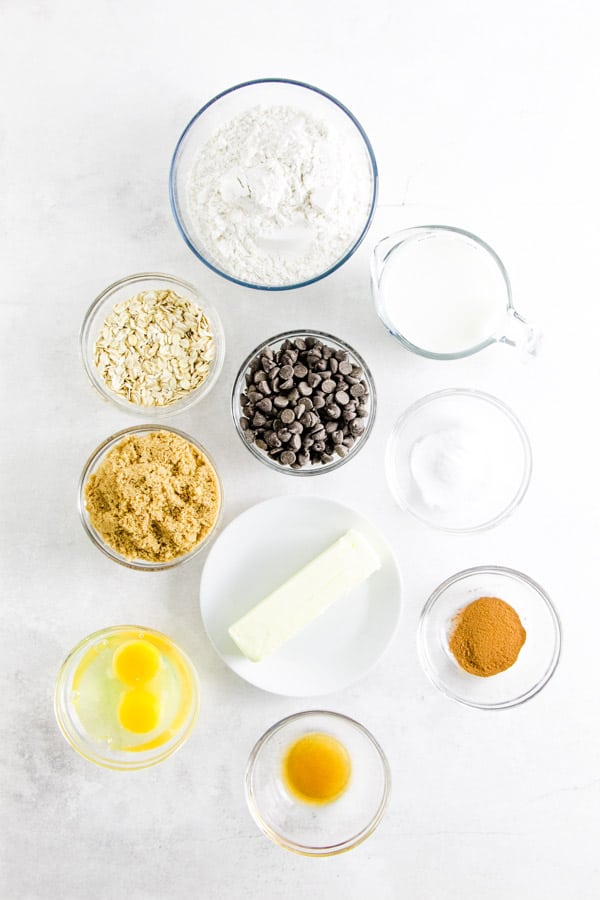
left=79, top=425, right=222, bottom=570
left=417, top=566, right=561, bottom=709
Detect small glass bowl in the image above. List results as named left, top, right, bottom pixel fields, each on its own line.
left=245, top=711, right=391, bottom=856
left=418, top=567, right=561, bottom=709
left=80, top=273, right=225, bottom=417
left=386, top=389, right=532, bottom=532
left=78, top=424, right=223, bottom=571
left=169, top=78, right=378, bottom=290
left=54, top=625, right=200, bottom=770
left=231, top=329, right=376, bottom=476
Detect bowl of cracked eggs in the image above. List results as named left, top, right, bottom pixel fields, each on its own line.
left=81, top=272, right=225, bottom=417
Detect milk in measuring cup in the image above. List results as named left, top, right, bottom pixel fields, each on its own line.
left=379, top=234, right=507, bottom=355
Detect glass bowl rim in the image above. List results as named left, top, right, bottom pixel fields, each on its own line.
left=80, top=271, right=226, bottom=419
left=54, top=624, right=201, bottom=770
left=231, top=328, right=377, bottom=477
left=417, top=565, right=562, bottom=710
left=244, top=709, right=391, bottom=856
left=371, top=224, right=513, bottom=360
left=169, top=77, right=379, bottom=291
left=78, top=423, right=223, bottom=571
left=385, top=387, right=532, bottom=533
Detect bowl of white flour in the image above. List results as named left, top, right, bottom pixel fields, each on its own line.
left=169, top=78, right=378, bottom=290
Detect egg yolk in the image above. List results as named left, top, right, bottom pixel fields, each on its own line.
left=113, top=640, right=161, bottom=686
left=118, top=688, right=160, bottom=734
left=282, top=732, right=351, bottom=804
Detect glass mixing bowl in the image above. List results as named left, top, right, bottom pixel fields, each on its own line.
left=80, top=273, right=225, bottom=418
left=231, top=329, right=376, bottom=476
left=245, top=711, right=391, bottom=856
left=55, top=625, right=200, bottom=770
left=418, top=566, right=561, bottom=709
left=79, top=425, right=223, bottom=571
left=386, top=389, right=532, bottom=532
left=169, top=78, right=378, bottom=290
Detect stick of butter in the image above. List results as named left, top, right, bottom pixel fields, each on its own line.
left=228, top=529, right=381, bottom=662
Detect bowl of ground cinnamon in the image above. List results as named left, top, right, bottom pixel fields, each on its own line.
left=417, top=566, right=561, bottom=709
left=79, top=425, right=222, bottom=570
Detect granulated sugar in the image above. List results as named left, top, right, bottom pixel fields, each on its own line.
left=186, top=105, right=373, bottom=286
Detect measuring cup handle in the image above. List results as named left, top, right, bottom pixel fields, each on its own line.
left=499, top=309, right=542, bottom=357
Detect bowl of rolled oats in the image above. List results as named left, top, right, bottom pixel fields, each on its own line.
left=80, top=273, right=225, bottom=416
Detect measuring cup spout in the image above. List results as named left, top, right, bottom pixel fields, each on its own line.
left=498, top=309, right=542, bottom=357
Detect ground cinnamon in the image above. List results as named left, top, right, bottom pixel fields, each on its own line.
left=449, top=596, right=526, bottom=677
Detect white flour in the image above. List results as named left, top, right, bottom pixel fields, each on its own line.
left=186, top=105, right=373, bottom=286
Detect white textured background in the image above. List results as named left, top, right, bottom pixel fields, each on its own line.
left=2, top=1, right=599, bottom=898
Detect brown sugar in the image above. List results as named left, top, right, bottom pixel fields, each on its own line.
left=449, top=596, right=526, bottom=677
left=84, top=430, right=220, bottom=562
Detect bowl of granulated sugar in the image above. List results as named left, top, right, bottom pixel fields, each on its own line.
left=169, top=78, right=378, bottom=291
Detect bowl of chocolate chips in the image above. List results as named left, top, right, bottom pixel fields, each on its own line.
left=232, top=330, right=376, bottom=475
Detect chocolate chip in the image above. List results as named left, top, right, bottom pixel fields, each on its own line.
left=257, top=398, right=272, bottom=414
left=238, top=335, right=371, bottom=469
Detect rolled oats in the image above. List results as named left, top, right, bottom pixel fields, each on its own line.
left=93, top=289, right=216, bottom=407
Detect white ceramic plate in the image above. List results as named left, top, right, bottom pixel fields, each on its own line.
left=199, top=496, right=402, bottom=696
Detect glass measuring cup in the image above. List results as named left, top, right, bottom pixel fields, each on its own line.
left=371, top=225, right=540, bottom=360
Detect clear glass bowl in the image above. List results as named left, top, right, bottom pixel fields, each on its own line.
left=80, top=273, right=225, bottom=417
left=231, top=329, right=376, bottom=476
left=245, top=711, right=391, bottom=856
left=169, top=78, right=378, bottom=290
left=54, top=625, right=200, bottom=770
left=386, top=389, right=532, bottom=532
left=78, top=424, right=223, bottom=571
left=418, top=567, right=561, bottom=709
